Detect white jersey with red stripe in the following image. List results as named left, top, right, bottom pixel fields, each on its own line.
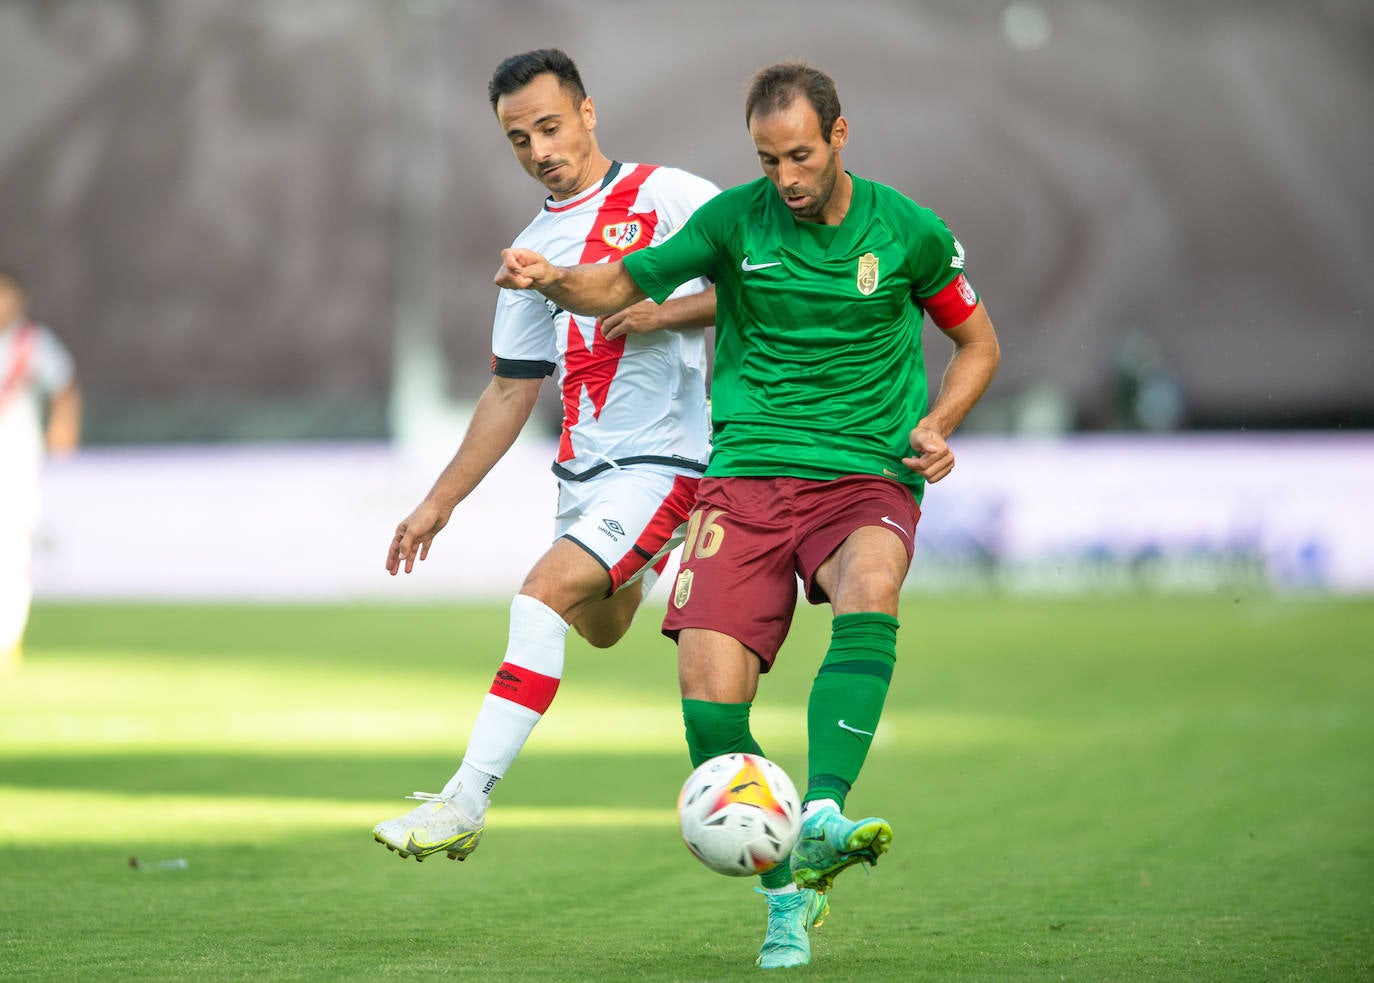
left=492, top=161, right=717, bottom=481
left=0, top=321, right=74, bottom=527
left=0, top=322, right=74, bottom=470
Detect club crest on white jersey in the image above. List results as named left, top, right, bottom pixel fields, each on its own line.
left=602, top=218, right=647, bottom=250
left=492, top=162, right=720, bottom=480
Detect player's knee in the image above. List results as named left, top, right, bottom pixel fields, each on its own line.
left=517, top=573, right=586, bottom=617
left=833, top=566, right=903, bottom=615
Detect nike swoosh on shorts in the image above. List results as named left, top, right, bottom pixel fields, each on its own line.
left=879, top=516, right=911, bottom=541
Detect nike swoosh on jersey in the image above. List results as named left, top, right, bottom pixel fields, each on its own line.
left=879, top=516, right=911, bottom=541
left=837, top=719, right=875, bottom=737
left=741, top=257, right=782, bottom=272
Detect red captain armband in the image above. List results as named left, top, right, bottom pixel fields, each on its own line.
left=920, top=273, right=979, bottom=329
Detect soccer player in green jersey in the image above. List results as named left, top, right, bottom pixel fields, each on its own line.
left=496, top=61, right=1001, bottom=970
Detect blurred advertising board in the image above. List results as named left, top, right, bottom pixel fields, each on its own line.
left=29, top=434, right=1374, bottom=601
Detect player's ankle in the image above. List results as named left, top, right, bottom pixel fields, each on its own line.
left=802, top=798, right=841, bottom=819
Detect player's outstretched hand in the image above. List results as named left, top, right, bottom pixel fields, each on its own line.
left=495, top=248, right=553, bottom=290
left=902, top=425, right=955, bottom=483
left=386, top=500, right=451, bottom=576
left=601, top=299, right=667, bottom=340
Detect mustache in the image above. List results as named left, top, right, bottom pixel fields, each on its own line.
left=538, top=160, right=569, bottom=176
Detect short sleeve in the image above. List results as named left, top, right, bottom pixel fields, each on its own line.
left=622, top=196, right=724, bottom=305
left=908, top=207, right=979, bottom=329
left=908, top=209, right=966, bottom=299
left=32, top=326, right=75, bottom=393
left=645, top=168, right=720, bottom=243
left=491, top=286, right=556, bottom=377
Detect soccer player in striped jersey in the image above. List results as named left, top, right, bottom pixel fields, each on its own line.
left=372, top=50, right=719, bottom=862
left=496, top=62, right=1001, bottom=969
left=0, top=267, right=81, bottom=672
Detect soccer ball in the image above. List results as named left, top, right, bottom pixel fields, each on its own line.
left=677, top=752, right=803, bottom=876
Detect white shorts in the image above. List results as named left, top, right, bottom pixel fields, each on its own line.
left=554, top=464, right=701, bottom=595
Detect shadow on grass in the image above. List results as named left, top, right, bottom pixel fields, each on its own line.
left=2, top=828, right=890, bottom=982
left=0, top=750, right=700, bottom=806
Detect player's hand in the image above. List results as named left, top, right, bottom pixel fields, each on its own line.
left=386, top=500, right=452, bottom=575
left=600, top=299, right=666, bottom=340
left=495, top=248, right=554, bottom=290
left=902, top=425, right=955, bottom=483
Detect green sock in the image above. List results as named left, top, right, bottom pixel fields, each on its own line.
left=759, top=862, right=793, bottom=889
left=681, top=699, right=763, bottom=768
left=681, top=699, right=787, bottom=889
left=805, top=612, right=899, bottom=809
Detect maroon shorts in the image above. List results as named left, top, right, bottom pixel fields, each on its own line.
left=661, top=474, right=921, bottom=669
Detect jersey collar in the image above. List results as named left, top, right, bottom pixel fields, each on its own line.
left=771, top=171, right=871, bottom=258
left=543, top=161, right=624, bottom=213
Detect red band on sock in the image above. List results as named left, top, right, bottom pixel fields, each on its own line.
left=488, top=662, right=560, bottom=714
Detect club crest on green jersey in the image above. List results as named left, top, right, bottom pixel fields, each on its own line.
left=857, top=252, right=880, bottom=295
left=602, top=219, right=645, bottom=250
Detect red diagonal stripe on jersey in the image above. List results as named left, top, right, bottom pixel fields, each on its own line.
left=0, top=323, right=38, bottom=410
left=557, top=165, right=662, bottom=462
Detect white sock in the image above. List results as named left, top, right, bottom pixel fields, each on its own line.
left=802, top=798, right=841, bottom=820
left=441, top=594, right=569, bottom=815
left=762, top=883, right=800, bottom=897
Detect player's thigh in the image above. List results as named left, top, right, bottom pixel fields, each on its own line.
left=813, top=526, right=911, bottom=616
left=796, top=475, right=921, bottom=613
left=520, top=537, right=618, bottom=619
left=663, top=477, right=799, bottom=670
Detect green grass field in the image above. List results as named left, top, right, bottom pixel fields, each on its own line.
left=2, top=596, right=1371, bottom=981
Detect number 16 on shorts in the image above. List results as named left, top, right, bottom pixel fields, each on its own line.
left=673, top=508, right=725, bottom=608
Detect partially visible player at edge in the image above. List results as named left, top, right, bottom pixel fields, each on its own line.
left=373, top=50, right=718, bottom=861
left=0, top=267, right=81, bottom=672
left=496, top=61, right=1001, bottom=970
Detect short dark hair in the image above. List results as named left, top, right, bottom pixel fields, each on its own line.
left=488, top=48, right=588, bottom=113
left=745, top=61, right=842, bottom=140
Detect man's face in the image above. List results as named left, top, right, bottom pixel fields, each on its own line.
left=496, top=73, right=599, bottom=200
left=749, top=99, right=847, bottom=223
left=0, top=281, right=22, bottom=330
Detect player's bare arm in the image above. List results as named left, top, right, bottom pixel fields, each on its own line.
left=387, top=374, right=542, bottom=575
left=600, top=285, right=716, bottom=340
left=903, top=300, right=1001, bottom=484
left=495, top=247, right=647, bottom=317
left=45, top=381, right=82, bottom=455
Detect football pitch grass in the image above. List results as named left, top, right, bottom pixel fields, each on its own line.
left=2, top=596, right=1370, bottom=981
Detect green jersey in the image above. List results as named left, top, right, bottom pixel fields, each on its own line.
left=621, top=173, right=974, bottom=499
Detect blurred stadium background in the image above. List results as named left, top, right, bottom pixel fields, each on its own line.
left=1, top=0, right=1371, bottom=600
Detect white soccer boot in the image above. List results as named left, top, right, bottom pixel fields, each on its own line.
left=372, top=792, right=484, bottom=862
